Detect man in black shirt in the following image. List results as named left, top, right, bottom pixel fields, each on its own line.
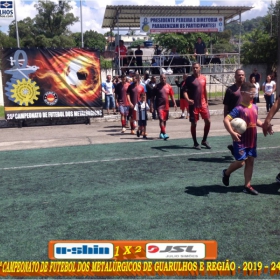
left=249, top=68, right=261, bottom=83
left=223, top=69, right=246, bottom=155
left=135, top=45, right=143, bottom=74
left=194, top=37, right=207, bottom=65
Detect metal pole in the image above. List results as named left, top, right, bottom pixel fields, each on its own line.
left=117, top=11, right=120, bottom=75
left=277, top=4, right=280, bottom=99
left=238, top=12, right=241, bottom=67
left=80, top=0, right=84, bottom=47
left=14, top=0, right=20, bottom=48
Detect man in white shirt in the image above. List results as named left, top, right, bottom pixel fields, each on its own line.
left=102, top=75, right=116, bottom=115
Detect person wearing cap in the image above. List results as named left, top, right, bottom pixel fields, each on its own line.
left=249, top=69, right=261, bottom=83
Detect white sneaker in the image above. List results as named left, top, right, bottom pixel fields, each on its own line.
left=121, top=127, right=126, bottom=133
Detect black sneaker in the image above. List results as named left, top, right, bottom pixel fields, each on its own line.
left=243, top=185, right=258, bottom=195
left=201, top=141, right=211, bottom=149
left=227, top=144, right=234, bottom=156
left=222, top=169, right=230, bottom=186
left=276, top=173, right=280, bottom=183
left=193, top=144, right=201, bottom=150
left=137, top=130, right=141, bottom=137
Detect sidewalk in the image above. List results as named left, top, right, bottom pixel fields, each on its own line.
left=0, top=97, right=268, bottom=128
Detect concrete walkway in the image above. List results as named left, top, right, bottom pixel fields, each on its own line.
left=0, top=96, right=268, bottom=128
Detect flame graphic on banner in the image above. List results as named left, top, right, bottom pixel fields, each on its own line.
left=29, top=49, right=101, bottom=106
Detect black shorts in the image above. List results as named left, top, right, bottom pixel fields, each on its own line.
left=138, top=120, right=147, bottom=127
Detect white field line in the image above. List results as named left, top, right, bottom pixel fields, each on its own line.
left=0, top=146, right=279, bottom=171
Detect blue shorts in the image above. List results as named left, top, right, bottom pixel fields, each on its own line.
left=119, top=105, right=129, bottom=116
left=233, top=142, right=257, bottom=161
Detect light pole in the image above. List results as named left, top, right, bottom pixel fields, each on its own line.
left=14, top=0, right=20, bottom=48
left=80, top=0, right=84, bottom=48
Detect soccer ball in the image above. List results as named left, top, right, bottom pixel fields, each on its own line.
left=231, top=118, right=247, bottom=134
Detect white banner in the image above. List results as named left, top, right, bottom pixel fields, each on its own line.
left=0, top=1, right=14, bottom=18
left=140, top=16, right=224, bottom=34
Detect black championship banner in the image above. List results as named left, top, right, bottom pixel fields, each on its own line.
left=1, top=48, right=102, bottom=120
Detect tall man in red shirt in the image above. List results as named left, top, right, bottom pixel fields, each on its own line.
left=127, top=74, right=145, bottom=134
left=115, top=74, right=130, bottom=133
left=183, top=63, right=211, bottom=149
left=151, top=74, right=177, bottom=140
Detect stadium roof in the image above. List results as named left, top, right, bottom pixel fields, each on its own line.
left=102, top=5, right=253, bottom=29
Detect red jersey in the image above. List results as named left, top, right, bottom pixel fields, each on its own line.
left=115, top=45, right=127, bottom=57
left=154, top=83, right=174, bottom=110
left=184, top=75, right=207, bottom=108
left=115, top=82, right=130, bottom=106
left=127, top=83, right=145, bottom=106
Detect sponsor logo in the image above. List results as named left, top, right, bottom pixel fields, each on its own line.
left=53, top=243, right=113, bottom=259
left=43, top=91, right=58, bottom=106
left=146, top=243, right=205, bottom=259
left=0, top=1, right=13, bottom=18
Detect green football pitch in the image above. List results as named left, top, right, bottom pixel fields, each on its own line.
left=0, top=132, right=280, bottom=278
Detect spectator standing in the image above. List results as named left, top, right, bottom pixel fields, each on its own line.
left=146, top=76, right=157, bottom=120
left=250, top=76, right=260, bottom=104
left=175, top=74, right=189, bottom=119
left=262, top=75, right=276, bottom=112
left=151, top=74, right=177, bottom=140
left=115, top=75, right=130, bottom=133
left=135, top=45, right=143, bottom=74
left=194, top=37, right=207, bottom=65
left=271, top=71, right=277, bottom=101
left=183, top=63, right=211, bottom=149
left=249, top=68, right=261, bottom=83
left=143, top=73, right=151, bottom=85
left=115, top=40, right=127, bottom=73
left=102, top=74, right=116, bottom=115
left=169, top=46, right=180, bottom=58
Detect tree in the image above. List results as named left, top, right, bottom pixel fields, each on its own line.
left=129, top=39, right=145, bottom=48
left=83, top=30, right=106, bottom=50
left=152, top=32, right=235, bottom=54
left=9, top=17, right=37, bottom=46
left=104, top=31, right=114, bottom=37
left=33, top=0, right=79, bottom=38
left=100, top=56, right=113, bottom=70
left=0, top=31, right=16, bottom=47
left=241, top=29, right=277, bottom=71
left=8, top=0, right=79, bottom=47
left=152, top=33, right=199, bottom=54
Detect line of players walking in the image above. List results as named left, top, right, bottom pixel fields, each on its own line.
left=102, top=64, right=278, bottom=195
left=103, top=63, right=211, bottom=148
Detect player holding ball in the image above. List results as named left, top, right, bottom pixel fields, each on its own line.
left=222, top=82, right=272, bottom=195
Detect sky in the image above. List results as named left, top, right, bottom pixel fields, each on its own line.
left=0, top=0, right=276, bottom=35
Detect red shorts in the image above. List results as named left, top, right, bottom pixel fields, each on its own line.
left=189, top=105, right=210, bottom=122
left=180, top=99, right=189, bottom=110
left=157, top=109, right=169, bottom=121
left=129, top=108, right=137, bottom=120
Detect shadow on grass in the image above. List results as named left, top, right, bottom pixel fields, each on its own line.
left=185, top=183, right=280, bottom=196
left=151, top=145, right=190, bottom=152
left=120, top=137, right=158, bottom=140
left=188, top=155, right=233, bottom=163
